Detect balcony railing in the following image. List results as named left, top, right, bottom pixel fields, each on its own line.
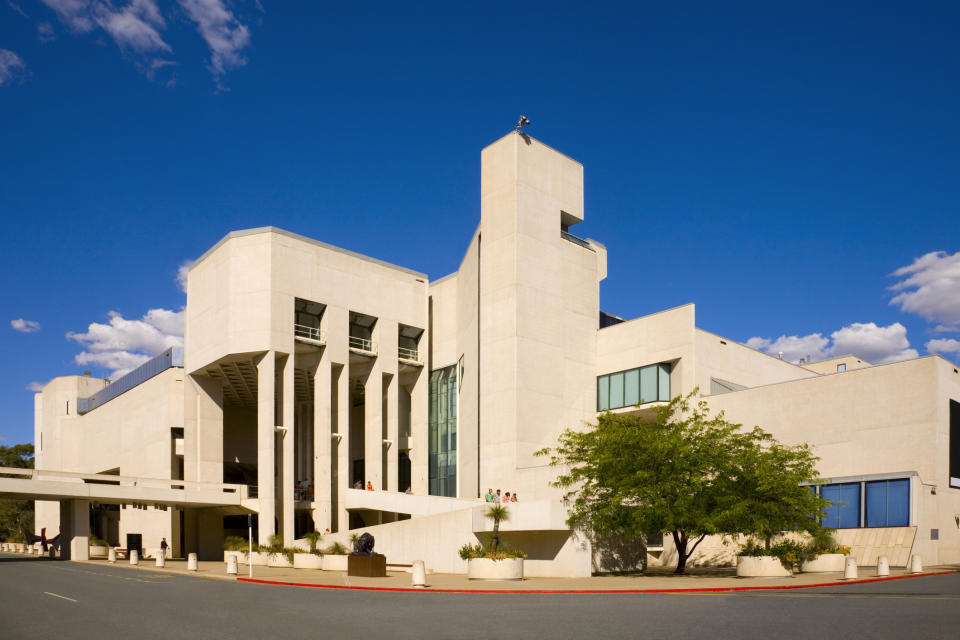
left=561, top=230, right=595, bottom=252
left=398, top=346, right=420, bottom=362
left=294, top=324, right=325, bottom=343
left=349, top=335, right=376, bottom=353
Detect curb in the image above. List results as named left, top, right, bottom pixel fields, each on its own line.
left=236, top=569, right=957, bottom=594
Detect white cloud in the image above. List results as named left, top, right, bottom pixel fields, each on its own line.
left=11, top=318, right=40, bottom=333
left=890, top=251, right=960, bottom=328
left=745, top=333, right=830, bottom=363
left=927, top=338, right=960, bottom=356
left=8, top=1, right=29, bottom=18
left=0, top=48, right=26, bottom=86
left=37, top=22, right=56, bottom=42
left=67, top=307, right=183, bottom=378
left=176, top=0, right=251, bottom=81
left=829, top=322, right=918, bottom=364
left=94, top=0, right=170, bottom=54
left=746, top=321, right=918, bottom=365
left=26, top=381, right=48, bottom=392
left=176, top=260, right=193, bottom=293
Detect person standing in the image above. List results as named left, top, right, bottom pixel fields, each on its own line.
left=160, top=537, right=168, bottom=560
left=485, top=488, right=494, bottom=502
left=494, top=489, right=502, bottom=503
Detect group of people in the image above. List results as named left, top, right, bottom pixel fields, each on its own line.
left=295, top=479, right=314, bottom=501
left=484, top=488, right=518, bottom=504
left=352, top=480, right=414, bottom=494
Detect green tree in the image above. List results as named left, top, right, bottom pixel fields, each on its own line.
left=537, top=392, right=826, bottom=574
left=0, top=443, right=35, bottom=542
left=485, top=503, right=510, bottom=553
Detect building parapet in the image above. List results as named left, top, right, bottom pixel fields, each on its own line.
left=77, top=347, right=183, bottom=414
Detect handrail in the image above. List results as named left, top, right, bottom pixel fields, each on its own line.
left=561, top=230, right=595, bottom=251
left=0, top=467, right=246, bottom=495
left=349, top=336, right=376, bottom=353
left=294, top=324, right=325, bottom=343
left=398, top=346, right=420, bottom=362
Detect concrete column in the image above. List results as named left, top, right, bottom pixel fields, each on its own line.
left=336, top=364, right=350, bottom=531
left=313, top=357, right=332, bottom=532
left=194, top=375, right=224, bottom=484
left=410, top=368, right=429, bottom=495
left=281, top=353, right=295, bottom=545
left=256, top=351, right=276, bottom=546
left=364, top=366, right=383, bottom=491
left=182, top=379, right=198, bottom=482
left=60, top=499, right=90, bottom=561
left=386, top=373, right=399, bottom=492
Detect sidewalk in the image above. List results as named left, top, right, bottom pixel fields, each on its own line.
left=69, top=556, right=957, bottom=593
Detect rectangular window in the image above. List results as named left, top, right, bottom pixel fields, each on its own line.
left=609, top=372, right=625, bottom=409
left=597, top=376, right=609, bottom=411
left=639, top=366, right=657, bottom=404
left=951, top=400, right=960, bottom=489
left=837, top=363, right=846, bottom=372
left=865, top=479, right=910, bottom=527
left=623, top=369, right=640, bottom=406
left=428, top=365, right=458, bottom=497
left=821, top=482, right=861, bottom=528
left=658, top=364, right=671, bottom=402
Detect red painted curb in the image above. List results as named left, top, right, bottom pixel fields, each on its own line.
left=235, top=569, right=956, bottom=594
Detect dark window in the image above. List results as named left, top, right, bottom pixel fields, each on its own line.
left=821, top=483, right=861, bottom=528
left=865, top=479, right=910, bottom=527
left=951, top=400, right=960, bottom=489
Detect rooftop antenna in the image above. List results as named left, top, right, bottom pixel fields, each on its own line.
left=777, top=352, right=783, bottom=360
left=515, top=115, right=530, bottom=132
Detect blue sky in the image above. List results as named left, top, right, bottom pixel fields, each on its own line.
left=1, top=1, right=958, bottom=446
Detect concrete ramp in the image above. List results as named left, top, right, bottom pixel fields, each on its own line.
left=344, top=488, right=482, bottom=516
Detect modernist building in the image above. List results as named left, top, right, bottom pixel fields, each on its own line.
left=34, top=132, right=960, bottom=574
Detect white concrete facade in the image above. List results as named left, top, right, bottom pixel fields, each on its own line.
left=32, top=131, right=960, bottom=574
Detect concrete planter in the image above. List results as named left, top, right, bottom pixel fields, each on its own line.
left=293, top=553, right=324, bottom=569
left=736, top=555, right=792, bottom=578
left=467, top=558, right=524, bottom=581
left=267, top=553, right=294, bottom=568
left=224, top=550, right=247, bottom=564
left=89, top=545, right=109, bottom=558
left=322, top=554, right=349, bottom=571
left=801, top=553, right=846, bottom=573
left=248, top=551, right=270, bottom=566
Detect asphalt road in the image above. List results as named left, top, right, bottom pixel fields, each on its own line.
left=1, top=554, right=959, bottom=639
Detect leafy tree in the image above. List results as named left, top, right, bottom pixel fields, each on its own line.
left=537, top=392, right=826, bottom=574
left=0, top=443, right=35, bottom=542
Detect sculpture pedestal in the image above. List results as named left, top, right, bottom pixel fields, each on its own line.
left=348, top=555, right=386, bottom=577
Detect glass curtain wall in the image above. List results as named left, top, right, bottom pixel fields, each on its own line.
left=597, top=363, right=671, bottom=411
left=429, top=365, right=458, bottom=497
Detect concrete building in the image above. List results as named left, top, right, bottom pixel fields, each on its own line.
left=33, top=132, right=960, bottom=575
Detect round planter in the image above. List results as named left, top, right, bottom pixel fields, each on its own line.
left=248, top=551, right=269, bottom=566
left=293, top=553, right=324, bottom=569
left=89, top=545, right=109, bottom=558
left=467, top=557, right=524, bottom=581
left=322, top=554, right=348, bottom=571
left=267, top=553, right=293, bottom=568
left=801, top=553, right=846, bottom=573
left=223, top=550, right=248, bottom=564
left=736, top=555, right=792, bottom=578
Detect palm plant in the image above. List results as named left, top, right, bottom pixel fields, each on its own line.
left=485, top=503, right=509, bottom=552
left=304, top=531, right=323, bottom=555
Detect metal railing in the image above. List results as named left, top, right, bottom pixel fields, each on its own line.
left=398, top=346, right=420, bottom=362
left=294, top=324, right=325, bottom=343
left=349, top=335, right=376, bottom=353
left=561, top=230, right=595, bottom=251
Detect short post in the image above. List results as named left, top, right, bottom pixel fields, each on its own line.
left=130, top=550, right=139, bottom=565
left=842, top=556, right=857, bottom=580
left=156, top=553, right=165, bottom=568
left=188, top=553, right=198, bottom=571
left=909, top=554, right=923, bottom=574
left=412, top=560, right=426, bottom=588
left=227, top=555, right=239, bottom=575
left=108, top=548, right=117, bottom=563
left=876, top=556, right=890, bottom=577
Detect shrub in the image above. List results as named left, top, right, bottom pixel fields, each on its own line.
left=303, top=531, right=324, bottom=555
left=223, top=536, right=249, bottom=551
left=458, top=541, right=526, bottom=561
left=88, top=536, right=108, bottom=547
left=324, top=542, right=348, bottom=555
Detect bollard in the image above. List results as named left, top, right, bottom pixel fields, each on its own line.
left=156, top=553, right=165, bottom=568
left=909, top=554, right=923, bottom=574
left=412, top=560, right=426, bottom=588
left=130, top=550, right=139, bottom=565
left=877, top=556, right=890, bottom=577
left=108, top=548, right=117, bottom=563
left=188, top=553, right=198, bottom=571
left=227, top=555, right=238, bottom=575
left=842, top=556, right=858, bottom=580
